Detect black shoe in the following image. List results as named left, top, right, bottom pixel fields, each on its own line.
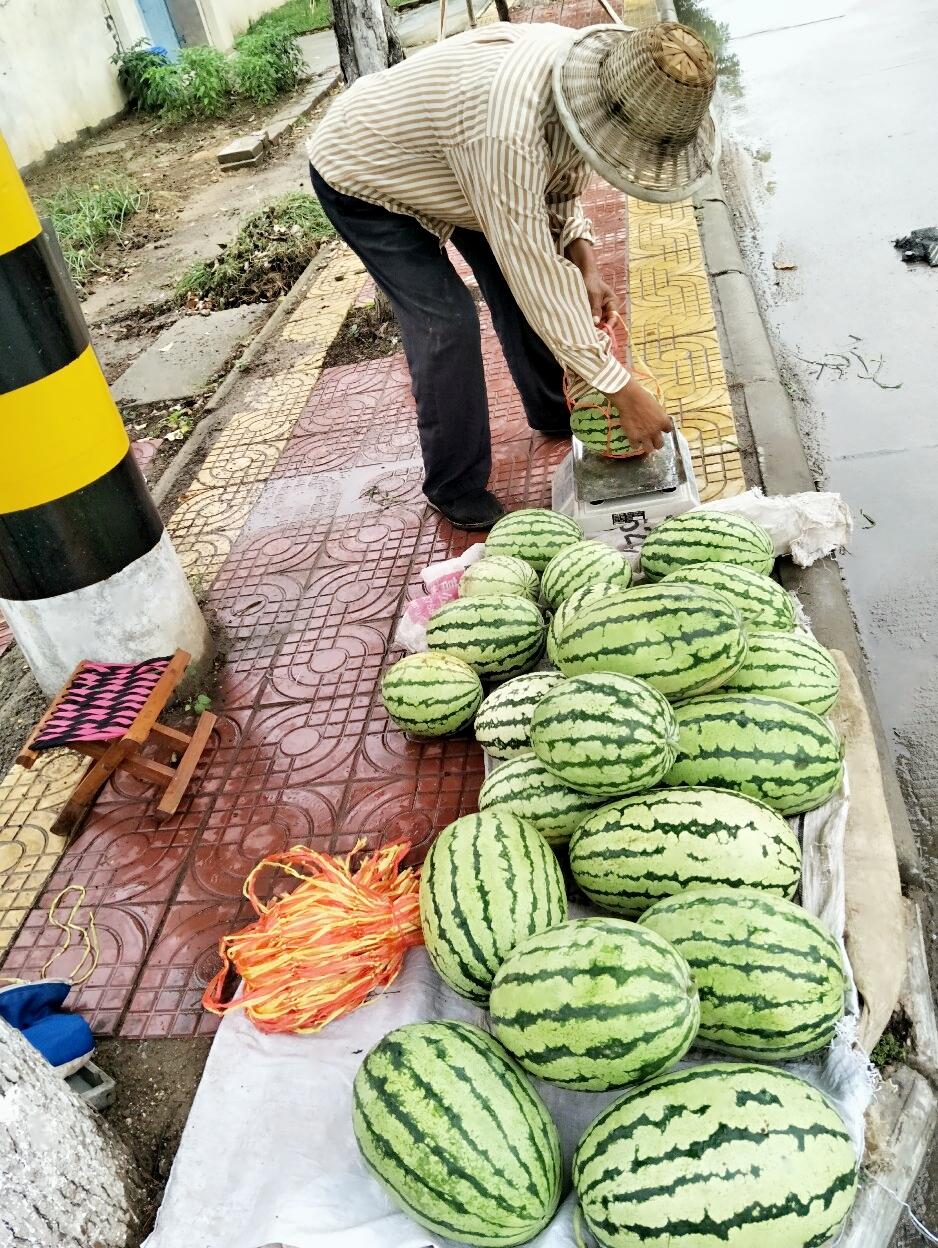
left=427, top=489, right=506, bottom=531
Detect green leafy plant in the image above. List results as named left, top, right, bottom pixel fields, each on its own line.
left=233, top=27, right=305, bottom=105
left=111, top=41, right=172, bottom=111
left=39, top=182, right=148, bottom=286
left=161, top=407, right=193, bottom=442
left=244, top=0, right=332, bottom=37
left=176, top=192, right=335, bottom=308
left=157, top=46, right=232, bottom=123
left=185, top=692, right=213, bottom=715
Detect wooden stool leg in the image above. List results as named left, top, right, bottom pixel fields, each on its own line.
left=156, top=712, right=217, bottom=817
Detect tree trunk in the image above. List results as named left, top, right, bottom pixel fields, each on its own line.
left=0, top=1020, right=148, bottom=1247
left=332, top=0, right=402, bottom=83
left=494, top=0, right=511, bottom=19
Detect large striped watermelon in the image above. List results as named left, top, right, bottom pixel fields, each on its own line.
left=459, top=555, right=539, bottom=602
left=546, top=584, right=609, bottom=666
left=478, top=752, right=606, bottom=845
left=662, top=561, right=795, bottom=631
left=490, top=917, right=699, bottom=1090
left=530, top=673, right=679, bottom=797
left=554, top=583, right=748, bottom=700
left=426, top=595, right=546, bottom=679
left=485, top=508, right=583, bottom=572
left=640, top=886, right=847, bottom=1059
left=573, top=1062, right=858, bottom=1248
left=726, top=629, right=840, bottom=714
left=569, top=787, right=801, bottom=915
left=381, top=652, right=482, bottom=737
left=419, top=810, right=566, bottom=1003
left=665, top=693, right=844, bottom=815
left=540, top=540, right=632, bottom=609
left=474, top=671, right=563, bottom=759
left=353, top=1021, right=562, bottom=1247
left=570, top=394, right=632, bottom=456
left=641, top=510, right=774, bottom=581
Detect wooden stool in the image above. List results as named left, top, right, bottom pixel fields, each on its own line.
left=17, top=649, right=216, bottom=838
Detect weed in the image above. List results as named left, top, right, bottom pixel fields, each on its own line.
left=112, top=41, right=171, bottom=111
left=150, top=46, right=232, bottom=124
left=233, top=27, right=305, bottom=105
left=185, top=692, right=213, bottom=715
left=39, top=182, right=148, bottom=287
left=176, top=192, right=334, bottom=308
left=245, top=0, right=333, bottom=36
left=161, top=407, right=193, bottom=442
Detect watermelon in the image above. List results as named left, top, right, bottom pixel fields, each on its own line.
left=666, top=693, right=843, bottom=815
left=641, top=510, right=774, bottom=581
left=570, top=394, right=632, bottom=456
left=426, top=595, right=546, bottom=679
left=640, top=886, right=847, bottom=1059
left=485, top=508, right=582, bottom=572
left=474, top=672, right=563, bottom=759
left=459, top=555, right=539, bottom=602
left=574, top=1062, right=858, bottom=1248
left=353, top=1021, right=562, bottom=1247
left=726, top=629, right=840, bottom=714
left=662, top=561, right=795, bottom=631
left=489, top=917, right=699, bottom=1090
left=419, top=810, right=566, bottom=1003
left=554, top=582, right=748, bottom=700
left=381, top=652, right=482, bottom=737
left=530, top=672, right=679, bottom=797
left=478, top=752, right=606, bottom=845
left=569, top=787, right=801, bottom=915
left=540, top=540, right=632, bottom=609
left=546, top=584, right=609, bottom=667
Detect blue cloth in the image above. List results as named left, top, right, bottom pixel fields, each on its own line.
left=0, top=980, right=93, bottom=1070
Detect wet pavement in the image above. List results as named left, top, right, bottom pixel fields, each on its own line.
left=679, top=0, right=938, bottom=1235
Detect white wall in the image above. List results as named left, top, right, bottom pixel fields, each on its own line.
left=195, top=0, right=288, bottom=49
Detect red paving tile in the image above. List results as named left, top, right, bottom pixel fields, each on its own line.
left=0, top=0, right=632, bottom=1036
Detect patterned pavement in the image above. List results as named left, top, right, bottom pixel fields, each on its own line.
left=0, top=0, right=745, bottom=1037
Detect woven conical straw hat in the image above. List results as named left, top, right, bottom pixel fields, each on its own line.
left=553, top=21, right=719, bottom=203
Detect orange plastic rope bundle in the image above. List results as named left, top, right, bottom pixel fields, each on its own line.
left=202, top=841, right=424, bottom=1034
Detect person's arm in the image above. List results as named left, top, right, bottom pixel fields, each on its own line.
left=451, top=139, right=671, bottom=450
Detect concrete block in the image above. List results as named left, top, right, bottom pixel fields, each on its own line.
left=742, top=378, right=816, bottom=496
left=217, top=132, right=269, bottom=169
left=112, top=305, right=270, bottom=407
left=713, top=270, right=780, bottom=385
left=265, top=118, right=295, bottom=146
left=698, top=198, right=744, bottom=277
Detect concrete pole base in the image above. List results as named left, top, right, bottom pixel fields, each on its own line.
left=0, top=532, right=213, bottom=698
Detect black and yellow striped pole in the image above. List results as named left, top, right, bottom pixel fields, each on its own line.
left=0, top=133, right=209, bottom=696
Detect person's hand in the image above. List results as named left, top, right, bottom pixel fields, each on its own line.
left=609, top=379, right=672, bottom=454
left=565, top=238, right=619, bottom=325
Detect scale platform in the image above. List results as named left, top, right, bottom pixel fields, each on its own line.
left=552, top=431, right=699, bottom=565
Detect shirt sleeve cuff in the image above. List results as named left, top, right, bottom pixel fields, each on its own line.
left=590, top=356, right=632, bottom=394
left=558, top=215, right=596, bottom=252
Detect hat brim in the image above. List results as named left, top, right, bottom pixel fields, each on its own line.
left=553, top=25, right=720, bottom=204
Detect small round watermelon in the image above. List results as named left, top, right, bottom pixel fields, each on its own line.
left=570, top=396, right=631, bottom=456
left=474, top=671, right=564, bottom=759
left=530, top=672, right=679, bottom=797
left=662, top=561, right=795, bottom=631
left=641, top=510, right=775, bottom=580
left=419, top=810, right=566, bottom=1003
left=426, top=595, right=546, bottom=679
left=726, top=629, right=840, bottom=714
left=540, top=540, right=632, bottom=609
left=381, top=652, right=483, bottom=737
left=354, top=1021, right=562, bottom=1247
left=459, top=555, right=539, bottom=602
left=490, top=917, right=699, bottom=1090
left=478, top=751, right=606, bottom=845
left=485, top=508, right=582, bottom=572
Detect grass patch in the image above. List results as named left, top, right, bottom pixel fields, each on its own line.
left=246, top=0, right=410, bottom=37
left=38, top=182, right=148, bottom=287
left=176, top=192, right=335, bottom=309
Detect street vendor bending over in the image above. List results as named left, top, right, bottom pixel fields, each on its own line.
left=308, top=19, right=717, bottom=530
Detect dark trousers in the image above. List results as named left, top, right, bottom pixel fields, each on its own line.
left=310, top=165, right=569, bottom=506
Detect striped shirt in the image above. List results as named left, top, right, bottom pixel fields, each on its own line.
left=308, top=23, right=630, bottom=394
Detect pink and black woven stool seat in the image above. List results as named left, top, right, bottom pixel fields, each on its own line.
left=31, top=657, right=172, bottom=751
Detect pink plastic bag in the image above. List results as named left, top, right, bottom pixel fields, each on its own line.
left=393, top=545, right=487, bottom=652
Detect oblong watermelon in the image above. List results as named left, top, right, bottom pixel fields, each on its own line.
left=569, top=787, right=801, bottom=915
left=574, top=1062, right=858, bottom=1248
left=485, top=508, right=582, bottom=572
left=474, top=671, right=563, bottom=759
left=381, top=652, right=482, bottom=737
left=479, top=752, right=606, bottom=845
left=546, top=584, right=609, bottom=667
left=540, top=540, right=632, bottom=609
left=419, top=810, right=566, bottom=1003
left=353, top=1021, right=562, bottom=1247
left=490, top=917, right=699, bottom=1090
left=665, top=693, right=843, bottom=815
left=426, top=595, right=546, bottom=679
left=530, top=672, right=679, bottom=797
left=726, top=629, right=840, bottom=714
left=459, top=555, right=540, bottom=602
left=554, top=582, right=748, bottom=700
left=662, top=561, right=795, bottom=631
left=640, top=886, right=847, bottom=1059
left=641, top=510, right=774, bottom=580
